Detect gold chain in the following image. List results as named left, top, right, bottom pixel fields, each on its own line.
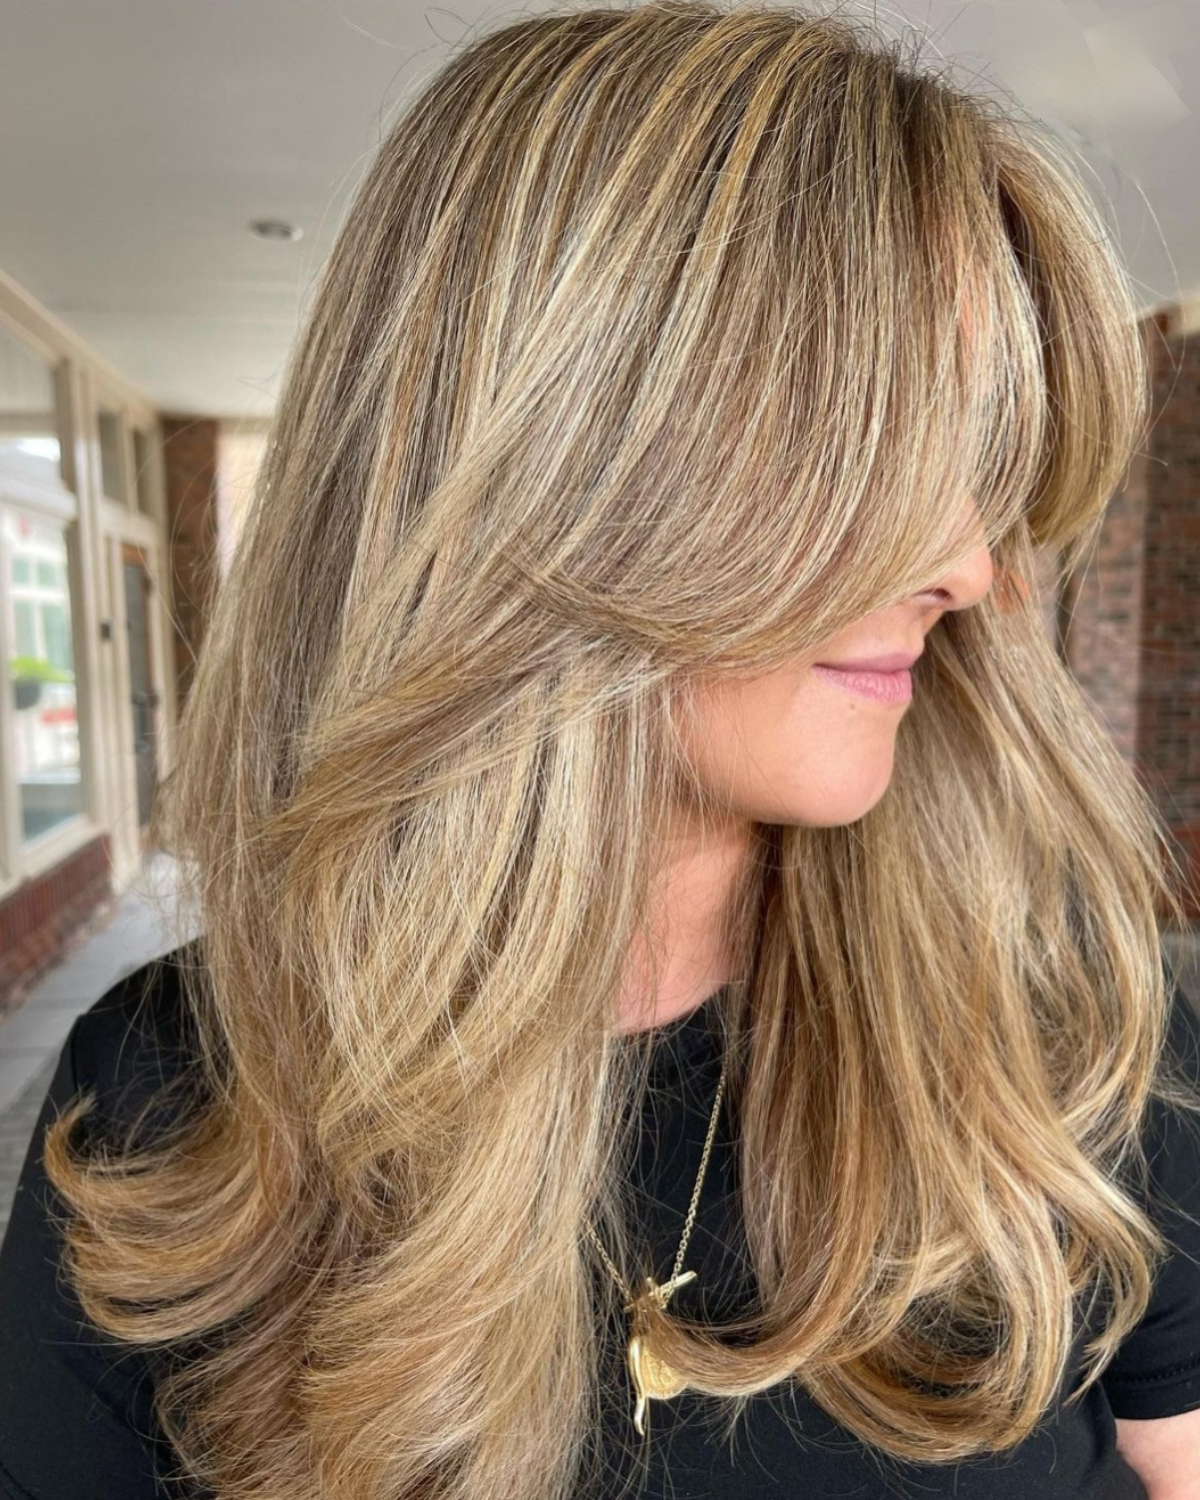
left=585, top=1057, right=728, bottom=1308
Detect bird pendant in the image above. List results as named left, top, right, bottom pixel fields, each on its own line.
left=625, top=1270, right=697, bottom=1436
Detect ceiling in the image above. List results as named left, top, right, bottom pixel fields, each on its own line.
left=0, top=0, right=1194, bottom=419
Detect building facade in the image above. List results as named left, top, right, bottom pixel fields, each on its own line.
left=0, top=266, right=178, bottom=1009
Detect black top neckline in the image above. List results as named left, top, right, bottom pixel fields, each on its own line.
left=638, top=985, right=730, bottom=1079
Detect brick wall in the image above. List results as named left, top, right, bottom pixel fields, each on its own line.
left=1065, top=311, right=1200, bottom=919
left=162, top=416, right=220, bottom=706
left=0, top=835, right=113, bottom=1015
left=1139, top=318, right=1200, bottom=916
left=1062, top=435, right=1150, bottom=767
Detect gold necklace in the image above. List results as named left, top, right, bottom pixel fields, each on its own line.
left=585, top=1054, right=728, bottom=1438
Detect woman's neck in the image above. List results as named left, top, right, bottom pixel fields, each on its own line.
left=615, top=820, right=752, bottom=1034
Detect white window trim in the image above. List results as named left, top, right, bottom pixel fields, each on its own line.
left=0, top=277, right=174, bottom=908
left=0, top=489, right=95, bottom=884
left=0, top=318, right=73, bottom=500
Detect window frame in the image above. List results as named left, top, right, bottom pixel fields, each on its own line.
left=0, top=486, right=99, bottom=891
left=94, top=391, right=132, bottom=510
left=0, top=318, right=72, bottom=496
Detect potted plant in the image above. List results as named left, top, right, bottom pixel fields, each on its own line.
left=9, top=654, right=74, bottom=711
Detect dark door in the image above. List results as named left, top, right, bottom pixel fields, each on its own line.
left=121, top=545, right=158, bottom=830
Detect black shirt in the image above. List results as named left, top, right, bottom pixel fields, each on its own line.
left=3, top=945, right=1200, bottom=1500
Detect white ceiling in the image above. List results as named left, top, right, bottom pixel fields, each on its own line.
left=0, top=0, right=1195, bottom=419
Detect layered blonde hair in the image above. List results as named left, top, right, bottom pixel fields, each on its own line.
left=42, top=3, right=1200, bottom=1498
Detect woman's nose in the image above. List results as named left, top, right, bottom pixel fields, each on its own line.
left=919, top=504, right=995, bottom=613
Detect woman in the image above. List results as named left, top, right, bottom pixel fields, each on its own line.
left=3, top=3, right=1200, bottom=1497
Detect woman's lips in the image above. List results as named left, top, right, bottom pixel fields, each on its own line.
left=812, top=664, right=913, bottom=705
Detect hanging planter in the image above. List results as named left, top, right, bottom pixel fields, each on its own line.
left=9, top=654, right=73, bottom=711
left=14, top=678, right=43, bottom=710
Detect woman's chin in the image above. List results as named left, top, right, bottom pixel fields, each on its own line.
left=785, top=756, right=898, bottom=828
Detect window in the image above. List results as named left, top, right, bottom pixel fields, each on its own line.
left=0, top=322, right=63, bottom=489
left=98, top=406, right=124, bottom=502
left=3, top=508, right=83, bottom=844
left=132, top=427, right=158, bottom=517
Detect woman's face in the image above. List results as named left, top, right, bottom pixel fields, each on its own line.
left=675, top=506, right=995, bottom=830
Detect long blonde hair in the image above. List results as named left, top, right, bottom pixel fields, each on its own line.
left=42, top=4, right=1200, bottom=1498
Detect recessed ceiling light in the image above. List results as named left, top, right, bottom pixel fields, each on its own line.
left=249, top=218, right=302, bottom=242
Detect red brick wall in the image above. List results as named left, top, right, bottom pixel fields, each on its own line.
left=1139, top=318, right=1200, bottom=917
left=0, top=835, right=113, bottom=1016
left=1064, top=311, right=1200, bottom=919
left=162, top=416, right=220, bottom=706
left=1063, top=436, right=1150, bottom=767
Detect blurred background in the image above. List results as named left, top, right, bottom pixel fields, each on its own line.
left=0, top=0, right=1197, bottom=1226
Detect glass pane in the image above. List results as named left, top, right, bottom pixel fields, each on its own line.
left=98, top=407, right=123, bottom=501
left=14, top=598, right=36, bottom=656
left=132, top=428, right=157, bottom=517
left=4, top=509, right=83, bottom=843
left=41, top=602, right=71, bottom=669
left=0, top=323, right=63, bottom=486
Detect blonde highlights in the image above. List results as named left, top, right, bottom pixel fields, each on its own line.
left=41, top=4, right=1199, bottom=1498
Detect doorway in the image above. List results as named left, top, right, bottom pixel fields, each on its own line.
left=120, top=542, right=158, bottom=835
